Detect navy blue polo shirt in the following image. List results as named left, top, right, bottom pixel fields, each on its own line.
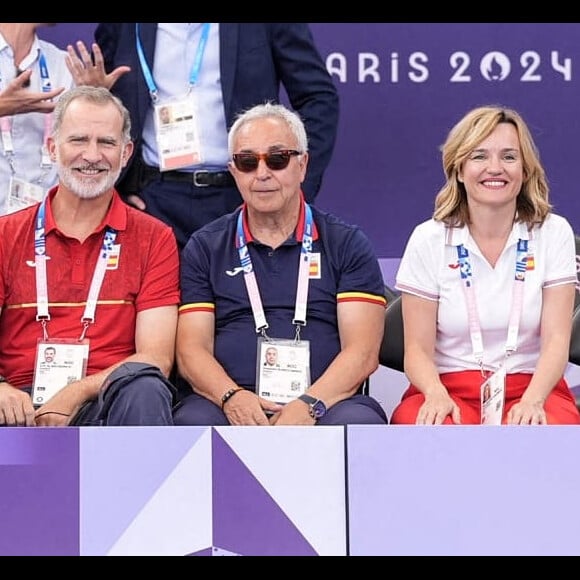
left=179, top=202, right=386, bottom=388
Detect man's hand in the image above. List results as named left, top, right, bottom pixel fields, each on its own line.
left=0, top=382, right=36, bottom=426
left=268, top=397, right=316, bottom=425
left=66, top=41, right=131, bottom=90
left=223, top=389, right=283, bottom=425
left=0, top=70, right=65, bottom=116
left=34, top=383, right=86, bottom=427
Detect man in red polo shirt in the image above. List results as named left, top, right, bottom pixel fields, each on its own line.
left=0, top=85, right=180, bottom=426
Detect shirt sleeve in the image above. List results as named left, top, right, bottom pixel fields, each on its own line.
left=135, top=224, right=180, bottom=312
left=542, top=214, right=577, bottom=288
left=395, top=219, right=442, bottom=301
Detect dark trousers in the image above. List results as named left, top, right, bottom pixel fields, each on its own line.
left=173, top=391, right=389, bottom=426
left=70, top=374, right=174, bottom=426
left=139, top=178, right=242, bottom=249
left=5, top=368, right=174, bottom=427
left=69, top=363, right=176, bottom=426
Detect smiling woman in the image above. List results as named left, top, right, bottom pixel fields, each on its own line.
left=392, top=105, right=580, bottom=427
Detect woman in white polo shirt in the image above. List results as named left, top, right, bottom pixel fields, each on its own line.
left=392, top=105, right=580, bottom=425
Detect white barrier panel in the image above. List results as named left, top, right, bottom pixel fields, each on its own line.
left=347, top=425, right=580, bottom=556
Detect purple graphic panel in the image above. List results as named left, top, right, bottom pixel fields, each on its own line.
left=348, top=425, right=580, bottom=556
left=0, top=428, right=79, bottom=556
left=211, top=428, right=317, bottom=556
left=80, top=426, right=206, bottom=556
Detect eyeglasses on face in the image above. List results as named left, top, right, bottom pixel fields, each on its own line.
left=232, top=149, right=301, bottom=172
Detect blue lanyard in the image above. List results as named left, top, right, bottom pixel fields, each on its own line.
left=135, top=23, right=210, bottom=103
left=0, top=51, right=51, bottom=90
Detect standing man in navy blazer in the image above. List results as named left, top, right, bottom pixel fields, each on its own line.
left=84, top=23, right=339, bottom=249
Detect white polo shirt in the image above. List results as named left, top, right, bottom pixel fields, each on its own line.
left=0, top=34, right=74, bottom=214
left=395, top=214, right=577, bottom=374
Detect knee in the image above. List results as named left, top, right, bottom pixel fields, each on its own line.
left=319, top=395, right=388, bottom=425
left=115, top=376, right=174, bottom=408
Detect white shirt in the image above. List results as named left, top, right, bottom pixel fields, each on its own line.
left=0, top=33, right=73, bottom=214
left=395, top=214, right=577, bottom=374
left=141, top=23, right=229, bottom=171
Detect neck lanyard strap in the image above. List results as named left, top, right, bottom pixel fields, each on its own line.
left=34, top=198, right=118, bottom=341
left=135, top=23, right=210, bottom=102
left=457, top=238, right=528, bottom=368
left=236, top=203, right=314, bottom=336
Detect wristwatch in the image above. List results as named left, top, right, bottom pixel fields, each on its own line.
left=0, top=375, right=7, bottom=384
left=298, top=394, right=327, bottom=419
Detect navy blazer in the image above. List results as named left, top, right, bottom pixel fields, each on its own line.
left=95, top=23, right=340, bottom=201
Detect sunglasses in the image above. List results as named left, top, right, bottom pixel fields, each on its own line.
left=232, top=149, right=301, bottom=173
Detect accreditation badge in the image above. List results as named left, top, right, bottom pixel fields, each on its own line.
left=256, top=337, right=311, bottom=405
left=154, top=95, right=203, bottom=171
left=31, top=339, right=89, bottom=408
left=7, top=177, right=44, bottom=214
left=480, top=364, right=506, bottom=425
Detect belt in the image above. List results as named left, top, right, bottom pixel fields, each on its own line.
left=142, top=164, right=235, bottom=188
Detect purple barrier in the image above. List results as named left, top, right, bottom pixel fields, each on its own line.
left=0, top=428, right=79, bottom=556
left=2, top=425, right=579, bottom=555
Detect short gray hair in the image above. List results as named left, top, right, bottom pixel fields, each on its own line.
left=52, top=85, right=131, bottom=144
left=227, top=101, right=308, bottom=156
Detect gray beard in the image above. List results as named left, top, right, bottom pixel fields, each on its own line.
left=57, top=165, right=121, bottom=200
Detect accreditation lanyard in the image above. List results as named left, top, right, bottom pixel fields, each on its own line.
left=0, top=52, right=53, bottom=173
left=135, top=23, right=210, bottom=103
left=456, top=239, right=528, bottom=371
left=34, top=199, right=118, bottom=341
left=235, top=203, right=314, bottom=340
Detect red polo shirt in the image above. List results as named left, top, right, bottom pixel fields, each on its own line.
left=0, top=187, right=180, bottom=388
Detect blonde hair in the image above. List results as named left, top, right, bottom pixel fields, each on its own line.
left=433, top=105, right=551, bottom=228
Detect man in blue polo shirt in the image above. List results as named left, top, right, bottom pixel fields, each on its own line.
left=173, top=102, right=388, bottom=426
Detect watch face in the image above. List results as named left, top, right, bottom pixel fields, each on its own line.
left=312, top=400, right=326, bottom=419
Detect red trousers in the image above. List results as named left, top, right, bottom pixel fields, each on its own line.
left=390, top=371, right=580, bottom=425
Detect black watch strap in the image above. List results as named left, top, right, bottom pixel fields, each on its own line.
left=297, top=394, right=327, bottom=419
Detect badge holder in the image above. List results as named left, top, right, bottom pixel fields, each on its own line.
left=256, top=337, right=311, bottom=405
left=480, top=364, right=506, bottom=425
left=7, top=176, right=44, bottom=214
left=31, top=338, right=89, bottom=408
left=154, top=96, right=203, bottom=171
